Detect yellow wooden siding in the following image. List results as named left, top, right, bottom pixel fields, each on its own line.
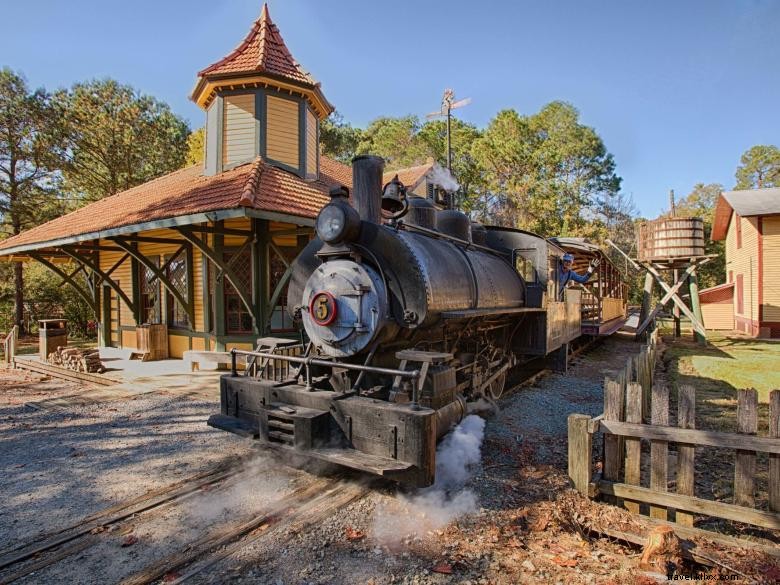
left=225, top=342, right=254, bottom=352
left=168, top=334, right=189, bottom=359
left=266, top=95, right=299, bottom=168
left=601, top=298, right=625, bottom=322
left=762, top=217, right=780, bottom=322
left=725, top=215, right=759, bottom=319
left=222, top=94, right=256, bottom=168
left=306, top=109, right=317, bottom=179
left=702, top=303, right=734, bottom=330
left=99, top=246, right=135, bottom=328
left=191, top=337, right=206, bottom=351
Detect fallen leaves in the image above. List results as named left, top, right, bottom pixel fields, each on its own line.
left=121, top=534, right=139, bottom=547
left=529, top=512, right=550, bottom=532
left=551, top=555, right=578, bottom=567
left=431, top=562, right=453, bottom=575
left=345, top=526, right=365, bottom=541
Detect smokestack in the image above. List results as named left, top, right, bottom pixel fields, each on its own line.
left=351, top=155, right=384, bottom=224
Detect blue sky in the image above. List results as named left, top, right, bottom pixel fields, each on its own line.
left=2, top=0, right=778, bottom=217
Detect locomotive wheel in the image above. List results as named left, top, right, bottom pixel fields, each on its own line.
left=485, top=370, right=507, bottom=400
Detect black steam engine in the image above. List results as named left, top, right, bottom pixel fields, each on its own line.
left=209, top=156, right=582, bottom=487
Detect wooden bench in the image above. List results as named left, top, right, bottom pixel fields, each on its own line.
left=183, top=350, right=233, bottom=372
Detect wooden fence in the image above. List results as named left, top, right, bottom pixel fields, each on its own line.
left=1, top=326, right=18, bottom=366
left=568, top=331, right=780, bottom=531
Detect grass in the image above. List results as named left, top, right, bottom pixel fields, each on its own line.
left=663, top=331, right=780, bottom=403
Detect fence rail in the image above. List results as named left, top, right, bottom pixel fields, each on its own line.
left=1, top=325, right=18, bottom=366
left=568, top=328, right=780, bottom=531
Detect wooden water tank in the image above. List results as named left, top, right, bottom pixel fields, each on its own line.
left=637, top=217, right=705, bottom=261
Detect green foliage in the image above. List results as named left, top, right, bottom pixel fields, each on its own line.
left=319, top=111, right=362, bottom=163
left=186, top=127, right=205, bottom=167
left=734, top=144, right=780, bottom=189
left=356, top=115, right=428, bottom=168
left=55, top=78, right=190, bottom=202
left=0, top=68, right=68, bottom=237
left=471, top=102, right=621, bottom=237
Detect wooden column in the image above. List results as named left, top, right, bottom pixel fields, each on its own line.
left=213, top=222, right=226, bottom=351
left=253, top=218, right=270, bottom=336
left=603, top=379, right=624, bottom=504
left=672, top=269, right=681, bottom=337
left=639, top=272, right=654, bottom=335
left=688, top=271, right=706, bottom=345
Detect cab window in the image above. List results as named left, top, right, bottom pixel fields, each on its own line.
left=513, top=250, right=537, bottom=283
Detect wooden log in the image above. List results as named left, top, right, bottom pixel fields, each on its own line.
left=567, top=414, right=592, bottom=495
left=770, top=390, right=780, bottom=513
left=676, top=385, right=696, bottom=527
left=603, top=379, right=624, bottom=503
left=598, top=480, right=780, bottom=530
left=595, top=421, right=780, bottom=454
left=639, top=524, right=683, bottom=573
left=624, top=382, right=643, bottom=514
left=650, top=384, right=669, bottom=520
left=735, top=389, right=758, bottom=508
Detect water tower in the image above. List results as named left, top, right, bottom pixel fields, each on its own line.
left=634, top=214, right=712, bottom=343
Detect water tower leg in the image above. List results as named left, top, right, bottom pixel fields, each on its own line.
left=689, top=271, right=706, bottom=345
left=673, top=269, right=681, bottom=337
left=639, top=272, right=654, bottom=334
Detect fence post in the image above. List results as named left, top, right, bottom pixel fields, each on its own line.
left=624, top=382, right=643, bottom=514
left=650, top=383, right=669, bottom=520
left=769, top=389, right=779, bottom=513
left=735, top=388, right=758, bottom=508
left=568, top=414, right=592, bottom=495
left=603, top=379, right=624, bottom=502
left=676, top=384, right=696, bottom=526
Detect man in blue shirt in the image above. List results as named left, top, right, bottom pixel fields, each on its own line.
left=558, top=253, right=600, bottom=300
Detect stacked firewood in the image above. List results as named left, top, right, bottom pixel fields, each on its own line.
left=47, top=347, right=106, bottom=374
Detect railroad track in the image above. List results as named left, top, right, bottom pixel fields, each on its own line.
left=0, top=456, right=370, bottom=585
left=121, top=476, right=370, bottom=584
left=0, top=459, right=249, bottom=584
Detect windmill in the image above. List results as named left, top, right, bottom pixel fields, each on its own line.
left=425, top=89, right=472, bottom=176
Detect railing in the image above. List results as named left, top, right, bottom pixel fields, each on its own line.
left=229, top=349, right=423, bottom=408
left=1, top=325, right=19, bottom=366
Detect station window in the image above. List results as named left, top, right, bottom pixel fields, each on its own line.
left=164, top=250, right=190, bottom=329
left=139, top=257, right=161, bottom=324
left=223, top=248, right=253, bottom=334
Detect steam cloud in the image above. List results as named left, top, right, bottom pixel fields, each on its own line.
left=372, top=415, right=485, bottom=547
left=428, top=165, right=460, bottom=194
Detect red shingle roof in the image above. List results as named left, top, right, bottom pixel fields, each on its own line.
left=0, top=156, right=353, bottom=254
left=383, top=162, right=433, bottom=192
left=198, top=4, right=314, bottom=86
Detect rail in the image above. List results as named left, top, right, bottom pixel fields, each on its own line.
left=1, top=325, right=18, bottom=366
left=229, top=349, right=424, bottom=408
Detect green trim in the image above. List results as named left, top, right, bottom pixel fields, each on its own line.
left=212, top=223, right=225, bottom=350
left=110, top=238, right=195, bottom=326
left=200, top=231, right=211, bottom=336
left=174, top=225, right=258, bottom=336
left=215, top=95, right=224, bottom=174
left=29, top=253, right=98, bottom=315
left=60, top=247, right=137, bottom=318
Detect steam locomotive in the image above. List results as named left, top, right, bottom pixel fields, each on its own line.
left=209, top=156, right=582, bottom=487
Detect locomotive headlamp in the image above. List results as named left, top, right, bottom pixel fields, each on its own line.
left=316, top=199, right=360, bottom=244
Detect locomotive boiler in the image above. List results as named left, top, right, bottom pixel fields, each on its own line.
left=209, top=155, right=582, bottom=487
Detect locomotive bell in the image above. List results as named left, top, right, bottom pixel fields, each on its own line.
left=381, top=175, right=408, bottom=216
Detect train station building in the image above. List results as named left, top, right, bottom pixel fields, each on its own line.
left=0, top=5, right=458, bottom=357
